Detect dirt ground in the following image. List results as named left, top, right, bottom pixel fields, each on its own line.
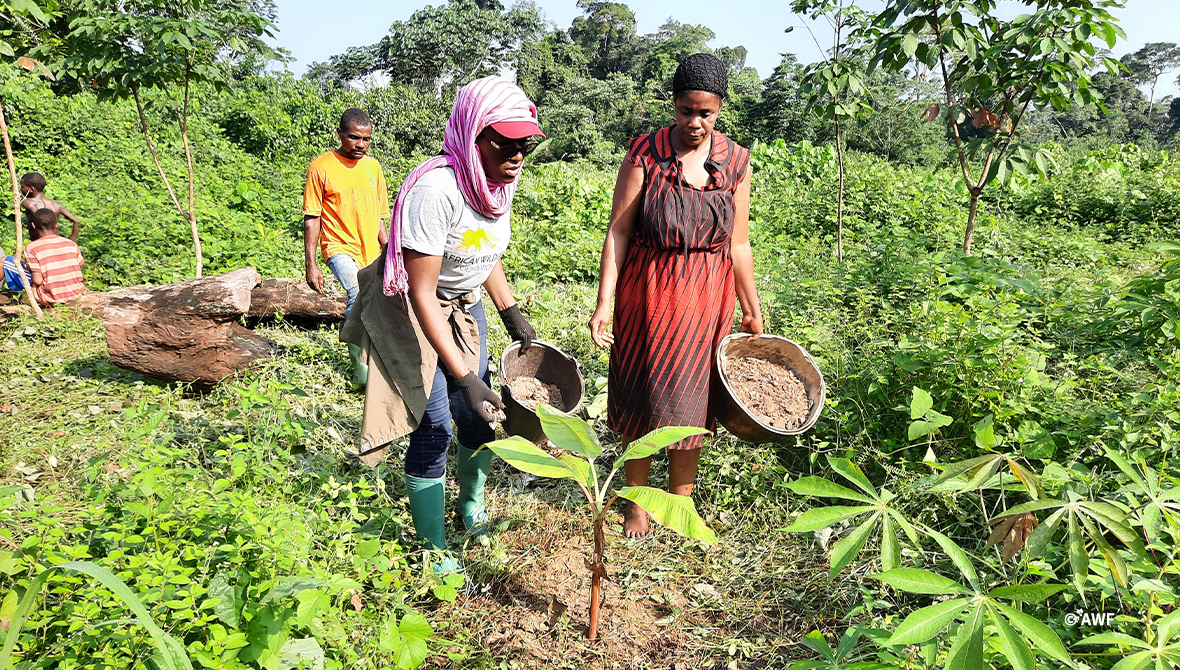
left=430, top=472, right=849, bottom=669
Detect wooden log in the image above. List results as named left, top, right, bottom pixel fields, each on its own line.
left=103, top=268, right=277, bottom=386
left=72, top=286, right=150, bottom=318
left=249, top=277, right=347, bottom=322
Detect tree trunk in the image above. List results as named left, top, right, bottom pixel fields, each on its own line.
left=103, top=267, right=276, bottom=387
left=76, top=277, right=346, bottom=324
left=1148, top=78, right=1158, bottom=121
left=248, top=278, right=348, bottom=322
left=132, top=88, right=200, bottom=278
left=179, top=66, right=202, bottom=278
left=963, top=191, right=981, bottom=255
left=834, top=113, right=846, bottom=264
left=0, top=100, right=42, bottom=318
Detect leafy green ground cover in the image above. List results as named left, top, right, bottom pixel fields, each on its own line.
left=5, top=67, right=1180, bottom=670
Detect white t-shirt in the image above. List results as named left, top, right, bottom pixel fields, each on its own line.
left=399, top=167, right=511, bottom=299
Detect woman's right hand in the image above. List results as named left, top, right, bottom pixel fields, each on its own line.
left=455, top=372, right=505, bottom=423
left=588, top=303, right=614, bottom=348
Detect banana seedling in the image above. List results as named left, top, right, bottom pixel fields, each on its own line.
left=482, top=404, right=715, bottom=640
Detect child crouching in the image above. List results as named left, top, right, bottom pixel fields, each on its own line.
left=23, top=208, right=85, bottom=305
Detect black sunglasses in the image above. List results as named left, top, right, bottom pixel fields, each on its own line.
left=486, top=135, right=539, bottom=161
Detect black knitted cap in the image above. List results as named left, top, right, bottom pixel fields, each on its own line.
left=672, top=53, right=728, bottom=100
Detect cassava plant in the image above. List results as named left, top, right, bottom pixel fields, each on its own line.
left=483, top=404, right=716, bottom=641
left=784, top=455, right=921, bottom=578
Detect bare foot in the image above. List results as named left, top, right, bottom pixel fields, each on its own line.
left=623, top=501, right=651, bottom=539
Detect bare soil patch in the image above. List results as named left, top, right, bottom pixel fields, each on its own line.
left=507, top=376, right=566, bottom=411
left=726, top=357, right=811, bottom=431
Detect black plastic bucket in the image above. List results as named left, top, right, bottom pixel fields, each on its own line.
left=498, top=340, right=586, bottom=443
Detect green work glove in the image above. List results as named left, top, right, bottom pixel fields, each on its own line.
left=498, top=304, right=536, bottom=351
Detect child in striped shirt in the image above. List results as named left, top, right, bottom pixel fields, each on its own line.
left=23, top=208, right=85, bottom=305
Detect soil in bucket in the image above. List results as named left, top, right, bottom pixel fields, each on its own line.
left=726, top=356, right=812, bottom=431
left=506, top=376, right=566, bottom=411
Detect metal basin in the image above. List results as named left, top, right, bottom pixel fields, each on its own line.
left=713, top=333, right=825, bottom=443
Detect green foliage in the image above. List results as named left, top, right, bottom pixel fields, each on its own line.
left=785, top=456, right=919, bottom=577
left=0, top=374, right=436, bottom=669
left=485, top=404, right=713, bottom=544
left=1, top=561, right=192, bottom=670
left=60, top=0, right=277, bottom=102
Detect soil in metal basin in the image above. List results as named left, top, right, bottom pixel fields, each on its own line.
left=726, top=356, right=812, bottom=431
left=506, top=376, right=566, bottom=411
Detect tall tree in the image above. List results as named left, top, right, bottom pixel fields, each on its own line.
left=569, top=0, right=643, bottom=79
left=640, top=19, right=715, bottom=84
left=61, top=0, right=278, bottom=278
left=377, top=0, right=541, bottom=94
left=871, top=0, right=1125, bottom=255
left=749, top=53, right=821, bottom=144
left=514, top=28, right=588, bottom=103
left=793, top=0, right=872, bottom=263
left=1121, top=42, right=1180, bottom=120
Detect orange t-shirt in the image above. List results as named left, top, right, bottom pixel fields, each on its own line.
left=302, top=151, right=389, bottom=266
left=24, top=235, right=85, bottom=305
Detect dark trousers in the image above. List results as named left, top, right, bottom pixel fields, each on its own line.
left=405, top=300, right=495, bottom=479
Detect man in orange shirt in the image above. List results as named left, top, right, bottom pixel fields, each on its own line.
left=303, top=108, right=389, bottom=386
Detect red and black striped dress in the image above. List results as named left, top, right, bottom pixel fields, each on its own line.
left=608, top=125, right=751, bottom=450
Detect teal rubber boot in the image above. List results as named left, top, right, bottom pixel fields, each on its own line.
left=457, top=445, right=494, bottom=536
left=347, top=343, right=369, bottom=388
left=404, top=475, right=461, bottom=573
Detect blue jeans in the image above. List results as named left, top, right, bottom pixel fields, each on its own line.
left=326, top=254, right=361, bottom=319
left=406, top=301, right=495, bottom=479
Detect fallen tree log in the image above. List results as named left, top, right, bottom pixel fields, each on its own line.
left=249, top=277, right=347, bottom=322
left=103, top=267, right=277, bottom=386
left=71, top=278, right=347, bottom=324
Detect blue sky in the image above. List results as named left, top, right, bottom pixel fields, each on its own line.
left=271, top=0, right=1180, bottom=100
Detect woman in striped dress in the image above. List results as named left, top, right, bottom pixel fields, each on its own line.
left=588, top=53, right=763, bottom=538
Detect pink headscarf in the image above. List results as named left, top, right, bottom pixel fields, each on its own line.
left=383, top=76, right=541, bottom=295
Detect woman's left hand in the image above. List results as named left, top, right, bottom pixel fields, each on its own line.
left=740, top=312, right=763, bottom=339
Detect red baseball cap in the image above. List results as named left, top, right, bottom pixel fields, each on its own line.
left=490, top=120, right=545, bottom=139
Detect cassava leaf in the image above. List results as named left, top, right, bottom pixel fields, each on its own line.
left=944, top=606, right=983, bottom=670
left=829, top=514, right=878, bottom=579
left=880, top=514, right=900, bottom=572
left=787, top=476, right=874, bottom=503
left=828, top=457, right=879, bottom=499
left=783, top=505, right=876, bottom=533
left=874, top=568, right=973, bottom=595
left=988, top=604, right=1035, bottom=670
left=988, top=584, right=1068, bottom=603
left=993, top=602, right=1071, bottom=664
left=887, top=597, right=971, bottom=645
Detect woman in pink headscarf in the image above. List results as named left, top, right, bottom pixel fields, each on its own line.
left=343, top=76, right=544, bottom=573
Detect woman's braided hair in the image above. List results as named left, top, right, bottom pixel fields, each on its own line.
left=672, top=52, right=729, bottom=100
